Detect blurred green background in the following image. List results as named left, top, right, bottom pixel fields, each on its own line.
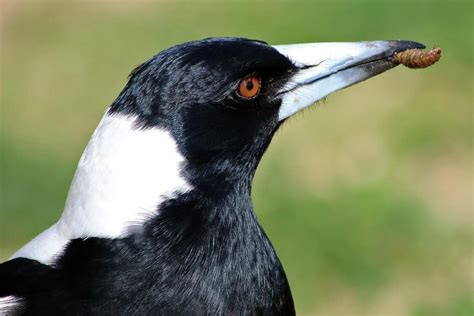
left=1, top=0, right=472, bottom=315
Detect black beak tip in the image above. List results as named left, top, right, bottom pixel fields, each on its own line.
left=389, top=40, right=426, bottom=53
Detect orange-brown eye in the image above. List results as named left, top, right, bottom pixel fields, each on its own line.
left=237, top=74, right=261, bottom=99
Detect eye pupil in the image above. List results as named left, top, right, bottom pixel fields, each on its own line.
left=246, top=80, right=254, bottom=91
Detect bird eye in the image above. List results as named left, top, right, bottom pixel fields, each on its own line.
left=237, top=74, right=261, bottom=100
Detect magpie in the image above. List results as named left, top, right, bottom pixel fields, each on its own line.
left=0, top=37, right=425, bottom=315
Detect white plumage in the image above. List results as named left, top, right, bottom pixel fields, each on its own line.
left=12, top=111, right=191, bottom=264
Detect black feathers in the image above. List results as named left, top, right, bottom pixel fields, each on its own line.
left=2, top=191, right=295, bottom=314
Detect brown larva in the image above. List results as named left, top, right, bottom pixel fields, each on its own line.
left=392, top=47, right=441, bottom=68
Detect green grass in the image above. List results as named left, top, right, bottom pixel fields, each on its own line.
left=412, top=294, right=474, bottom=316
left=1, top=1, right=472, bottom=314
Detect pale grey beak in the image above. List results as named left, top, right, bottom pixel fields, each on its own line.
left=273, top=40, right=425, bottom=120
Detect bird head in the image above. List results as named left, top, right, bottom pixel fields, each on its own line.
left=108, top=37, right=423, bottom=191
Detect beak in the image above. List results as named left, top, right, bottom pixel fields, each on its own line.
left=273, top=40, right=425, bottom=121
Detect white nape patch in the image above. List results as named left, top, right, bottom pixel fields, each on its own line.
left=273, top=41, right=394, bottom=120
left=0, top=296, right=22, bottom=314
left=10, top=224, right=67, bottom=265
left=12, top=111, right=191, bottom=264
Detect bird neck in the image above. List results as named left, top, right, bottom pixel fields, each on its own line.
left=58, top=111, right=294, bottom=313
left=140, top=185, right=295, bottom=314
